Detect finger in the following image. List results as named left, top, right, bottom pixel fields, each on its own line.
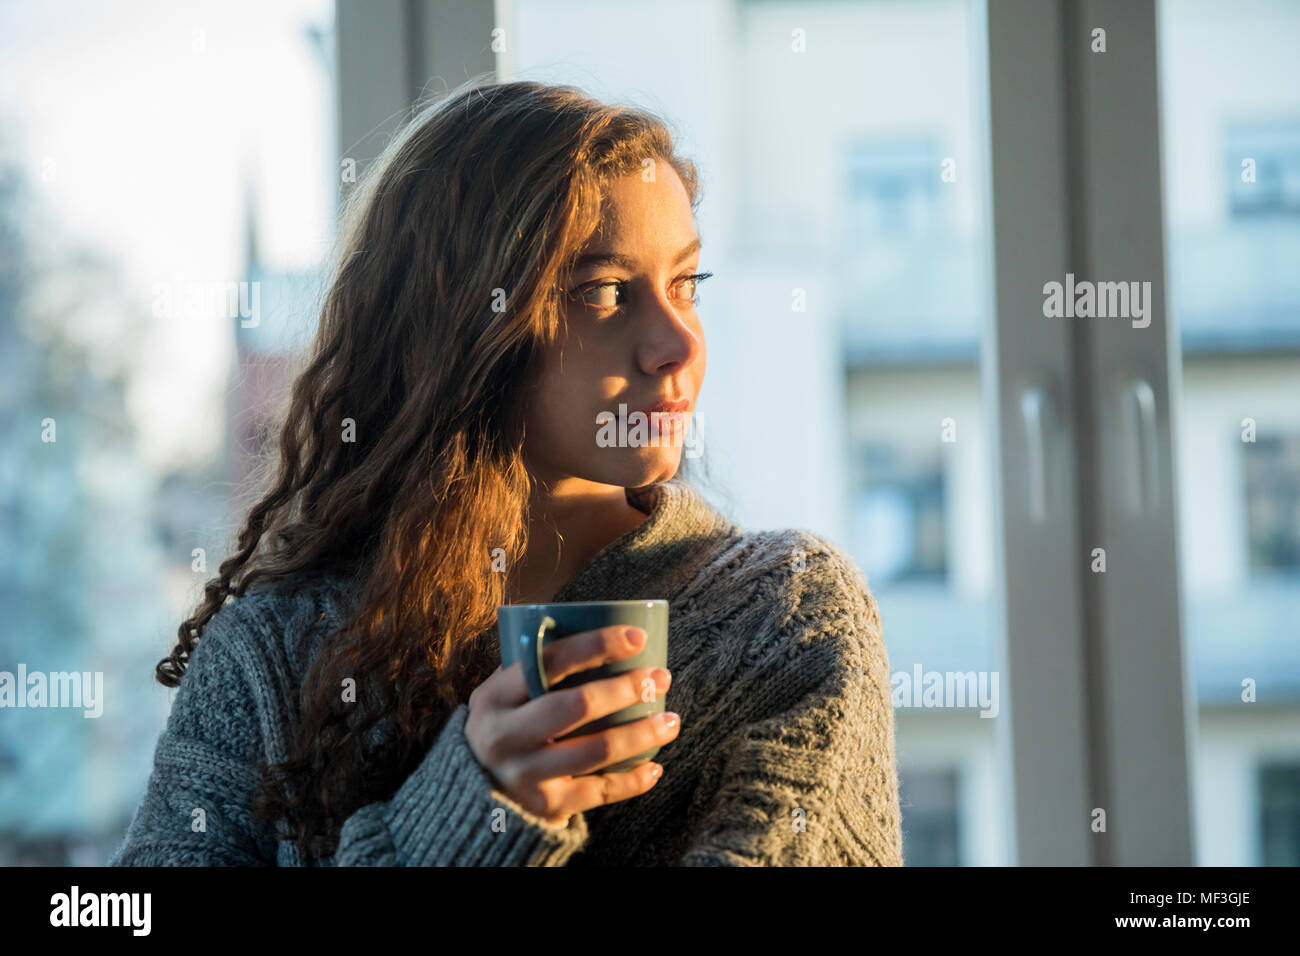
left=496, top=661, right=670, bottom=755
left=542, top=624, right=652, bottom=690
left=473, top=659, right=528, bottom=710
left=556, top=760, right=666, bottom=818
left=480, top=624, right=650, bottom=709
left=484, top=664, right=670, bottom=772
left=508, top=707, right=679, bottom=785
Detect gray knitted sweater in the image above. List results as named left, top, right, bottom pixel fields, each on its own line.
left=110, top=477, right=903, bottom=866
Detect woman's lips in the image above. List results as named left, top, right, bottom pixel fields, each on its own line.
left=640, top=397, right=691, bottom=416
left=615, top=400, right=691, bottom=442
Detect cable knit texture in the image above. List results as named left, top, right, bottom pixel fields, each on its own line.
left=109, top=477, right=904, bottom=866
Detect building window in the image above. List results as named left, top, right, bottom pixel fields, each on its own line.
left=846, top=139, right=942, bottom=240
left=1259, top=762, right=1300, bottom=866
left=1226, top=120, right=1300, bottom=219
left=1243, top=432, right=1300, bottom=574
left=852, top=442, right=947, bottom=585
left=900, top=766, right=961, bottom=866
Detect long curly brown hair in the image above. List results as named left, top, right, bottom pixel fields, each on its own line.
left=153, top=78, right=701, bottom=862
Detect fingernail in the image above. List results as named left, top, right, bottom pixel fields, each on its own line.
left=652, top=667, right=671, bottom=688
left=625, top=627, right=646, bottom=646
left=649, top=763, right=662, bottom=778
left=659, top=711, right=680, bottom=732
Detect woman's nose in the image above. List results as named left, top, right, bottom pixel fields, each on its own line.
left=636, top=292, right=702, bottom=375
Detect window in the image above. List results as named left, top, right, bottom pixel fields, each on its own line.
left=0, top=0, right=335, bottom=864
left=852, top=442, right=947, bottom=584
left=1259, top=762, right=1300, bottom=866
left=847, top=139, right=942, bottom=239
left=1226, top=120, right=1300, bottom=219
left=1243, top=433, right=1300, bottom=574
left=899, top=766, right=961, bottom=866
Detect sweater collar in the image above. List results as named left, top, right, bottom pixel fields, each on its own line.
left=549, top=477, right=739, bottom=604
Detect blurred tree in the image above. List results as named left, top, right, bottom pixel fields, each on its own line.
left=0, top=132, right=175, bottom=862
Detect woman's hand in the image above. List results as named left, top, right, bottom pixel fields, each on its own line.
left=464, top=625, right=679, bottom=828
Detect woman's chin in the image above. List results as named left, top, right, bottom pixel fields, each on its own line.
left=593, top=449, right=683, bottom=488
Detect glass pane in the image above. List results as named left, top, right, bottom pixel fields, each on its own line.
left=1157, top=0, right=1300, bottom=867
left=0, top=0, right=336, bottom=864
left=506, top=0, right=1005, bottom=864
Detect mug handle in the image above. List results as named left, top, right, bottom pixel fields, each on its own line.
left=519, top=614, right=557, bottom=699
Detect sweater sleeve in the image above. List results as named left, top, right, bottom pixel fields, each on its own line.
left=675, top=536, right=904, bottom=866
left=333, top=701, right=590, bottom=866
left=109, top=594, right=590, bottom=867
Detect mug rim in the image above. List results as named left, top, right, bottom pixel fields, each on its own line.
left=497, top=599, right=667, bottom=611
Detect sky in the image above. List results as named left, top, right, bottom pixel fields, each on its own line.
left=0, top=0, right=334, bottom=469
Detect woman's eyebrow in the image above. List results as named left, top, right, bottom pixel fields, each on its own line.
left=571, top=237, right=702, bottom=272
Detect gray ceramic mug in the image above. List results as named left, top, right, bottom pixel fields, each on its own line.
left=497, top=600, right=668, bottom=775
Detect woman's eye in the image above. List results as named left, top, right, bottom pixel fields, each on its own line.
left=581, top=282, right=627, bottom=309
left=674, top=271, right=713, bottom=305
left=576, top=272, right=712, bottom=311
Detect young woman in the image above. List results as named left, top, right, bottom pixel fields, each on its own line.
left=110, top=79, right=903, bottom=867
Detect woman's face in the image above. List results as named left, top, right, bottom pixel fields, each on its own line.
left=522, top=162, right=706, bottom=491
